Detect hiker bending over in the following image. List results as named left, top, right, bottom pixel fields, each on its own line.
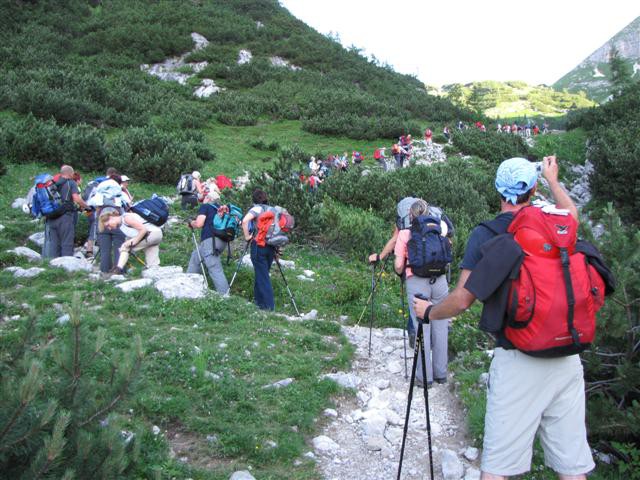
left=414, top=156, right=601, bottom=480
left=394, top=199, right=452, bottom=388
left=99, top=207, right=163, bottom=274
left=186, top=191, right=231, bottom=294
left=242, top=189, right=276, bottom=310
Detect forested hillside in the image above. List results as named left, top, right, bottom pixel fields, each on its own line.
left=0, top=0, right=470, bottom=182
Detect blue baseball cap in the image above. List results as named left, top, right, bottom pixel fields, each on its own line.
left=495, top=157, right=539, bottom=205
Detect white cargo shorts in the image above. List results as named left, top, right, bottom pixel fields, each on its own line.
left=481, top=348, right=595, bottom=476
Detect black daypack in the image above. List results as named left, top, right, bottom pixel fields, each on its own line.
left=407, top=215, right=452, bottom=278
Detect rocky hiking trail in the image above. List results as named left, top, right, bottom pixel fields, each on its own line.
left=312, top=325, right=481, bottom=480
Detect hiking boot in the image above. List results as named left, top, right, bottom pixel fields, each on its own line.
left=414, top=377, right=433, bottom=389
left=109, top=267, right=125, bottom=275
left=434, top=377, right=447, bottom=385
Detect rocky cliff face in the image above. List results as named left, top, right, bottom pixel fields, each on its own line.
left=554, top=16, right=640, bottom=102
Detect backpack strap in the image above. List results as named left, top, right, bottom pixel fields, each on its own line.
left=559, top=248, right=580, bottom=347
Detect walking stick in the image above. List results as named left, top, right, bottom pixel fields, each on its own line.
left=129, top=250, right=147, bottom=267
left=400, top=276, right=408, bottom=379
left=189, top=228, right=210, bottom=289
left=227, top=239, right=251, bottom=294
left=356, top=255, right=390, bottom=326
left=397, top=297, right=434, bottom=480
left=275, top=256, right=301, bottom=316
left=368, top=262, right=376, bottom=356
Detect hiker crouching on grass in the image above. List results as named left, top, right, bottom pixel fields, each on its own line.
left=98, top=207, right=163, bottom=275
left=413, top=156, right=598, bottom=479
left=186, top=191, right=230, bottom=294
left=394, top=199, right=451, bottom=388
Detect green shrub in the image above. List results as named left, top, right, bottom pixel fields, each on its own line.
left=107, top=127, right=207, bottom=185
left=451, top=128, right=530, bottom=164
left=317, top=198, right=388, bottom=258
left=1, top=115, right=67, bottom=166
left=588, top=120, right=640, bottom=224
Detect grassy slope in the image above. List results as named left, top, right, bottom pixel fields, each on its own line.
left=203, top=120, right=393, bottom=178
left=0, top=162, right=409, bottom=478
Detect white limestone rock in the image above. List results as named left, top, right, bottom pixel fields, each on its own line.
left=7, top=247, right=41, bottom=262
left=28, top=232, right=45, bottom=248
left=300, top=309, right=318, bottom=320
left=194, top=79, right=223, bottom=98
left=5, top=266, right=45, bottom=278
left=116, top=278, right=153, bottom=293
left=191, top=32, right=209, bottom=50
left=237, top=49, right=252, bottom=65
left=155, top=273, right=207, bottom=300
left=142, top=266, right=183, bottom=281
left=262, top=377, right=294, bottom=389
left=321, top=372, right=362, bottom=389
left=463, top=446, right=479, bottom=461
left=464, top=467, right=481, bottom=480
left=312, top=435, right=339, bottom=455
left=442, top=448, right=465, bottom=480
left=49, top=256, right=92, bottom=272
left=12, top=198, right=27, bottom=209
left=229, top=471, right=255, bottom=480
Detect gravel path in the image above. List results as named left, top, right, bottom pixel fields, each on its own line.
left=312, top=325, right=481, bottom=480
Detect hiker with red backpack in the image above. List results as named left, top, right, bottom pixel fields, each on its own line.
left=413, top=156, right=613, bottom=479
left=244, top=190, right=295, bottom=311
left=424, top=128, right=433, bottom=146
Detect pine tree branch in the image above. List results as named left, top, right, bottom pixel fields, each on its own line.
left=78, top=355, right=142, bottom=428
left=0, top=401, right=27, bottom=442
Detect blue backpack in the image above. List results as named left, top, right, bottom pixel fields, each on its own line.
left=211, top=203, right=243, bottom=242
left=81, top=176, right=107, bottom=202
left=31, top=174, right=70, bottom=219
left=130, top=195, right=169, bottom=226
left=407, top=215, right=452, bottom=278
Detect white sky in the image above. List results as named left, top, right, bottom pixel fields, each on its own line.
left=279, top=0, right=640, bottom=86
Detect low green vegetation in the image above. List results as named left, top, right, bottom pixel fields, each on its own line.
left=441, top=80, right=595, bottom=119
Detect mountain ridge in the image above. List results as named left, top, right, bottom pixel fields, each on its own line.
left=554, top=16, right=640, bottom=102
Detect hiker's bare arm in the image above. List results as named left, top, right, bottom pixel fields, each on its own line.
left=191, top=214, right=206, bottom=229
left=368, top=226, right=399, bottom=263
left=543, top=155, right=578, bottom=221
left=413, top=269, right=476, bottom=320
left=72, top=193, right=88, bottom=210
left=394, top=252, right=405, bottom=275
left=242, top=212, right=256, bottom=241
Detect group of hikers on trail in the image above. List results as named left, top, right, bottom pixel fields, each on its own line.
left=25, top=151, right=614, bottom=480
left=372, top=154, right=613, bottom=480
left=26, top=166, right=294, bottom=314
left=496, top=120, right=549, bottom=136
left=28, top=166, right=164, bottom=275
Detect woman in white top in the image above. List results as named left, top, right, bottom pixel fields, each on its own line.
left=98, top=207, right=163, bottom=273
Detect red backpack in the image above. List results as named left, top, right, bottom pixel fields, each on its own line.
left=505, top=206, right=605, bottom=357
left=373, top=148, right=382, bottom=160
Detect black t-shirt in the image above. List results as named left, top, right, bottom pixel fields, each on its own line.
left=198, top=203, right=219, bottom=242
left=460, top=212, right=519, bottom=348
left=459, top=212, right=513, bottom=270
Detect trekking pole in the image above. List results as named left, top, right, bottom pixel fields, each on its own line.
left=368, top=262, right=376, bottom=357
left=400, top=276, right=408, bottom=379
left=227, top=239, right=251, bottom=294
left=189, top=227, right=210, bottom=289
left=356, top=255, right=390, bottom=326
left=275, top=256, right=301, bottom=316
left=129, top=251, right=147, bottom=267
left=397, top=303, right=434, bottom=480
